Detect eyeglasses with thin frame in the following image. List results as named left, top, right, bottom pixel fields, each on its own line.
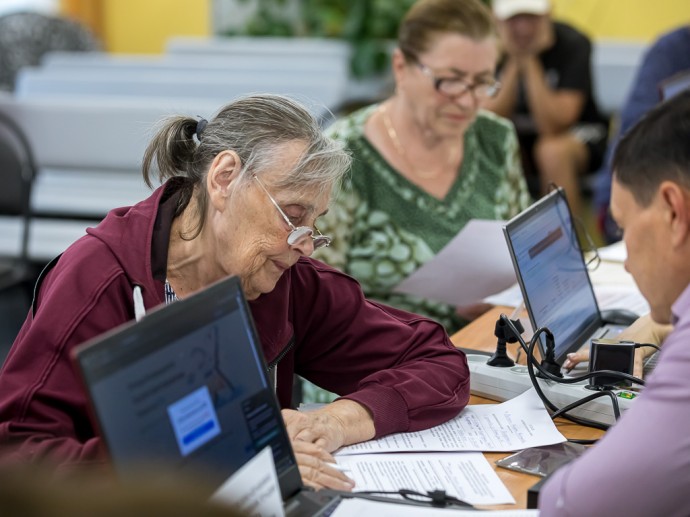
left=409, top=55, right=501, bottom=100
left=253, top=174, right=331, bottom=250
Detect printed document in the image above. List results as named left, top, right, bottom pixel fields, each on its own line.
left=212, top=446, right=284, bottom=517
left=597, top=240, right=626, bottom=262
left=331, top=498, right=539, bottom=516
left=336, top=452, right=514, bottom=506
left=394, top=219, right=515, bottom=307
left=337, top=389, right=565, bottom=455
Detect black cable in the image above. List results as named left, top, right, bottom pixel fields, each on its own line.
left=550, top=184, right=602, bottom=271
left=551, top=389, right=620, bottom=421
left=525, top=327, right=611, bottom=429
left=502, top=316, right=646, bottom=386
left=500, top=315, right=639, bottom=430
left=567, top=438, right=599, bottom=445
left=347, top=489, right=474, bottom=509
left=635, top=343, right=661, bottom=352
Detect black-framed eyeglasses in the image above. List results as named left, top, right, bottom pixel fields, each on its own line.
left=253, top=174, right=331, bottom=250
left=414, top=60, right=501, bottom=100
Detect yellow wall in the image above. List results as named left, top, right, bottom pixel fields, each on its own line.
left=551, top=0, right=689, bottom=42
left=65, top=0, right=687, bottom=52
left=97, top=0, right=210, bottom=53
left=61, top=0, right=213, bottom=53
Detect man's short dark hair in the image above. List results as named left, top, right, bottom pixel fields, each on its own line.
left=613, top=89, right=690, bottom=206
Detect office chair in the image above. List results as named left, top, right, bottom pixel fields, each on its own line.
left=0, top=111, right=36, bottom=293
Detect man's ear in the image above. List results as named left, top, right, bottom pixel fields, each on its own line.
left=207, top=150, right=242, bottom=211
left=659, top=180, right=690, bottom=248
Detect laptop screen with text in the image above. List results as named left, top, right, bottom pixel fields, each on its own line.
left=73, top=276, right=303, bottom=500
left=503, top=190, right=602, bottom=363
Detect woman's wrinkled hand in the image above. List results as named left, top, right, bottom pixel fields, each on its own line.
left=281, top=408, right=346, bottom=453
left=290, top=440, right=355, bottom=491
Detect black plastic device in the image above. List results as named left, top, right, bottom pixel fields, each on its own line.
left=588, top=339, right=635, bottom=388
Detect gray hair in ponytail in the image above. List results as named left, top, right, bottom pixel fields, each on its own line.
left=142, top=94, right=351, bottom=238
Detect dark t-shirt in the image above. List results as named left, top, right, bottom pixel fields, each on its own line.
left=501, top=21, right=605, bottom=135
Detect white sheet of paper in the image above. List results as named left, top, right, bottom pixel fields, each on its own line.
left=589, top=259, right=638, bottom=287
left=484, top=280, right=649, bottom=317
left=211, top=446, right=285, bottom=517
left=594, top=284, right=649, bottom=315
left=482, top=282, right=525, bottom=307
left=331, top=498, right=539, bottom=517
left=394, top=219, right=515, bottom=307
left=337, top=452, right=514, bottom=506
left=337, top=389, right=565, bottom=455
left=597, top=240, right=626, bottom=262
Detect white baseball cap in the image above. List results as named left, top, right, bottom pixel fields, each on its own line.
left=493, top=0, right=550, bottom=20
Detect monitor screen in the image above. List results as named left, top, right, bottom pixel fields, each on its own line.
left=75, top=278, right=297, bottom=495
left=504, top=191, right=600, bottom=361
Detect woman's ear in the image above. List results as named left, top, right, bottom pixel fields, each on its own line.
left=207, top=150, right=242, bottom=211
left=391, top=48, right=408, bottom=89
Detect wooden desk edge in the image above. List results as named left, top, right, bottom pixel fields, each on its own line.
left=450, top=306, right=604, bottom=510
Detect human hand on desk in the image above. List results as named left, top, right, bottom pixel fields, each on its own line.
left=282, top=399, right=375, bottom=491
left=562, top=314, right=673, bottom=378
left=289, top=440, right=355, bottom=491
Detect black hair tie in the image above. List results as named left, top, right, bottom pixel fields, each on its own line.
left=195, top=117, right=208, bottom=141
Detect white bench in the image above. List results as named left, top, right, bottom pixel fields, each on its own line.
left=166, top=36, right=650, bottom=117
left=165, top=36, right=352, bottom=61
left=592, top=39, right=648, bottom=116
left=14, top=67, right=344, bottom=115
left=0, top=93, right=223, bottom=261
left=40, top=50, right=349, bottom=85
left=163, top=36, right=390, bottom=105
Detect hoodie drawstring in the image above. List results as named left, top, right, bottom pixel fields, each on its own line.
left=133, top=286, right=145, bottom=321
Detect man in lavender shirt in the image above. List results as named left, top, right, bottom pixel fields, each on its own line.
left=539, top=90, right=690, bottom=516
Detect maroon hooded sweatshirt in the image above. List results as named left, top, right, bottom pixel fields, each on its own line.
left=0, top=181, right=469, bottom=467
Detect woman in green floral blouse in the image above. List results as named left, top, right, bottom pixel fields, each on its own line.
left=317, top=0, right=531, bottom=332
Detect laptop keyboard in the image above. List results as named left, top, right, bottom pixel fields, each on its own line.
left=286, top=490, right=342, bottom=517
left=319, top=498, right=341, bottom=517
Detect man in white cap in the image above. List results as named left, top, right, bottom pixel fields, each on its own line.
left=485, top=0, right=607, bottom=223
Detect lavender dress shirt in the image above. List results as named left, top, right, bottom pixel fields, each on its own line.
left=539, top=283, right=690, bottom=516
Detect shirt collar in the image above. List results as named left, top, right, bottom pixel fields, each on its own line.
left=671, top=282, right=690, bottom=325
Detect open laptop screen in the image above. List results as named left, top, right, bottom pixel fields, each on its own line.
left=503, top=190, right=602, bottom=362
left=73, top=276, right=302, bottom=499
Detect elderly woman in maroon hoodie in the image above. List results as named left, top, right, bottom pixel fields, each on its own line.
left=0, top=94, right=469, bottom=489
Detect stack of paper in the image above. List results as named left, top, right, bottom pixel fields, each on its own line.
left=334, top=389, right=565, bottom=507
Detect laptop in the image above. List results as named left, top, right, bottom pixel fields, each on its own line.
left=72, top=276, right=340, bottom=517
left=503, top=189, right=626, bottom=366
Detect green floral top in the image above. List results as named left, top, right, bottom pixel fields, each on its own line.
left=317, top=105, right=531, bottom=332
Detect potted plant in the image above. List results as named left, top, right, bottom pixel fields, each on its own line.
left=227, top=0, right=415, bottom=79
